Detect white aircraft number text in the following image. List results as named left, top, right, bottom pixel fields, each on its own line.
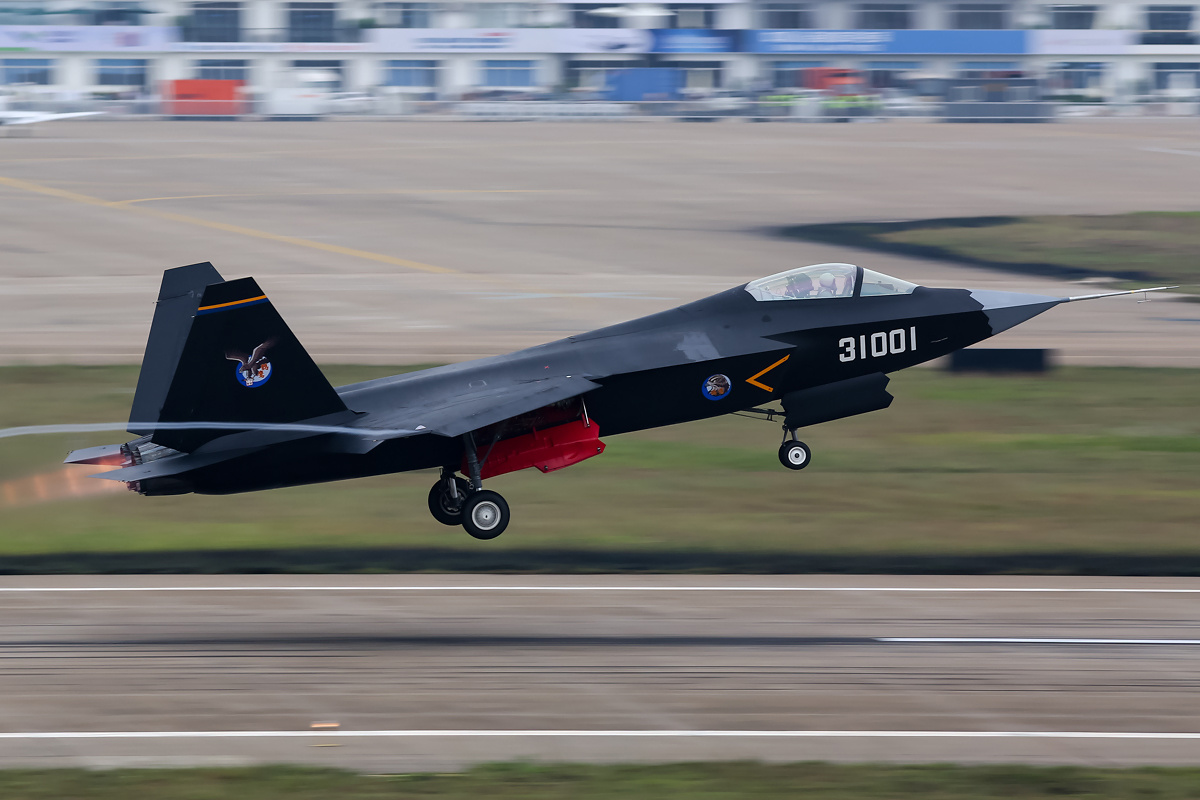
left=839, top=327, right=916, bottom=363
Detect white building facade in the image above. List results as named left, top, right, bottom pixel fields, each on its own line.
left=0, top=0, right=1197, bottom=98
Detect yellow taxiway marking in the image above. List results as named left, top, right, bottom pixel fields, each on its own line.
left=745, top=354, right=790, bottom=393
left=109, top=188, right=545, bottom=207
left=0, top=174, right=454, bottom=275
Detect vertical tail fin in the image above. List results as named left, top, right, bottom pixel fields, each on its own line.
left=129, top=263, right=348, bottom=451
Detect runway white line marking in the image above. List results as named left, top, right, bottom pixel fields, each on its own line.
left=0, top=586, right=1199, bottom=594
left=0, top=730, right=1199, bottom=740
left=880, top=637, right=1200, bottom=645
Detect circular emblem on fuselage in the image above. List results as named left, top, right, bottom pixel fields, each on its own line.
left=702, top=373, right=731, bottom=401
left=235, top=358, right=272, bottom=388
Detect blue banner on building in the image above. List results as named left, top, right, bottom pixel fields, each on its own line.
left=743, top=29, right=1027, bottom=55
left=650, top=29, right=737, bottom=53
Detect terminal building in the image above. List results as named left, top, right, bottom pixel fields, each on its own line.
left=0, top=0, right=1197, bottom=99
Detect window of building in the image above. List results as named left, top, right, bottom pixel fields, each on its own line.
left=1142, top=5, right=1196, bottom=42
left=950, top=2, right=1007, bottom=28
left=292, top=59, right=343, bottom=88
left=864, top=60, right=921, bottom=87
left=472, top=3, right=536, bottom=27
left=384, top=59, right=439, bottom=86
left=375, top=1, right=437, bottom=27
left=96, top=58, right=149, bottom=88
left=761, top=2, right=814, bottom=28
left=666, top=4, right=716, bottom=28
left=288, top=2, right=336, bottom=43
left=670, top=60, right=724, bottom=89
left=481, top=59, right=536, bottom=87
left=1049, top=61, right=1106, bottom=90
left=2, top=58, right=53, bottom=85
left=90, top=2, right=151, bottom=26
left=571, top=4, right=620, bottom=28
left=958, top=60, right=1018, bottom=74
left=1153, top=61, right=1200, bottom=89
left=195, top=59, right=248, bottom=81
left=772, top=60, right=824, bottom=87
left=0, top=4, right=46, bottom=24
left=188, top=2, right=241, bottom=42
left=1047, top=4, right=1097, bottom=29
left=745, top=264, right=861, bottom=302
left=566, top=59, right=631, bottom=89
left=1146, top=4, right=1194, bottom=29
left=856, top=2, right=913, bottom=28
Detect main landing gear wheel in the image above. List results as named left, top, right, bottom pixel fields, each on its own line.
left=462, top=490, right=510, bottom=540
left=428, top=476, right=472, bottom=526
left=778, top=440, right=811, bottom=471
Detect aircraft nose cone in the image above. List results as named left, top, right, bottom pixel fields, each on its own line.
left=969, top=289, right=1063, bottom=336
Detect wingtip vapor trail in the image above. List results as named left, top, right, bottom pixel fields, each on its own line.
left=0, top=421, right=423, bottom=442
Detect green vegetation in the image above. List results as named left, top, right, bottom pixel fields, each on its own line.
left=783, top=212, right=1200, bottom=290
left=2, top=763, right=1200, bottom=799
left=1, top=365, right=1199, bottom=574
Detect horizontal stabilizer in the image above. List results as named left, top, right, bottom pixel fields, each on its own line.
left=64, top=443, right=125, bottom=466
left=91, top=449, right=247, bottom=483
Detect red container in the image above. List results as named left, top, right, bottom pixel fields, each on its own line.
left=163, top=79, right=246, bottom=116
left=463, top=418, right=605, bottom=480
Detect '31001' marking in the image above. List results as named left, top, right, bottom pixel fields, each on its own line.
left=839, top=327, right=916, bottom=362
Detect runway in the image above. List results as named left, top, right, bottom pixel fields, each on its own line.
left=2, top=575, right=1200, bottom=770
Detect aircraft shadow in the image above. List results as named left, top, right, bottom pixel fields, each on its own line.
left=0, top=547, right=1196, bottom=576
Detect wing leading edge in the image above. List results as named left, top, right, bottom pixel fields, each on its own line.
left=331, top=375, right=602, bottom=454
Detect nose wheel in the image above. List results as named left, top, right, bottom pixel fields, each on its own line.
left=778, top=430, right=811, bottom=471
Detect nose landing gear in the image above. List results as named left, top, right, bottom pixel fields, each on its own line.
left=778, top=427, right=811, bottom=471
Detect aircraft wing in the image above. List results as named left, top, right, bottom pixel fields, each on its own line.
left=0, top=111, right=103, bottom=126
left=332, top=375, right=602, bottom=454
left=94, top=375, right=603, bottom=473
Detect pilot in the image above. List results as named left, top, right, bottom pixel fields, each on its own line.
left=769, top=274, right=810, bottom=300
left=816, top=272, right=839, bottom=297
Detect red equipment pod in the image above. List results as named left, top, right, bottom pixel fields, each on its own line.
left=463, top=419, right=605, bottom=480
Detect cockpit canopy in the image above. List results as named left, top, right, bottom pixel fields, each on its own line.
left=744, top=263, right=920, bottom=302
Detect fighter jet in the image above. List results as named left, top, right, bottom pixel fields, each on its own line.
left=0, top=110, right=103, bottom=133
left=65, top=261, right=1171, bottom=539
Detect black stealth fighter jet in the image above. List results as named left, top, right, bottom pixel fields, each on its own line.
left=66, top=261, right=1169, bottom=539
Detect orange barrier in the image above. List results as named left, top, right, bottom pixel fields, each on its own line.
left=163, top=79, right=247, bottom=117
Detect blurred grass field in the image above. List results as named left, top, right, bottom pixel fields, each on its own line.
left=0, top=364, right=1198, bottom=573
left=3, top=763, right=1200, bottom=800
left=784, top=212, right=1200, bottom=291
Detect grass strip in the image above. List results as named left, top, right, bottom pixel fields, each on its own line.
left=782, top=212, right=1200, bottom=290
left=1, top=365, right=1198, bottom=573
left=2, top=763, right=1200, bottom=799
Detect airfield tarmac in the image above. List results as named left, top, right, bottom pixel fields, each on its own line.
left=1, top=575, right=1200, bottom=770
left=0, top=119, right=1198, bottom=366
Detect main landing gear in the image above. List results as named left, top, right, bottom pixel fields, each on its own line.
left=777, top=427, right=811, bottom=471
left=426, top=434, right=511, bottom=540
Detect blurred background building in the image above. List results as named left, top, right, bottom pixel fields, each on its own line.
left=0, top=0, right=1197, bottom=106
